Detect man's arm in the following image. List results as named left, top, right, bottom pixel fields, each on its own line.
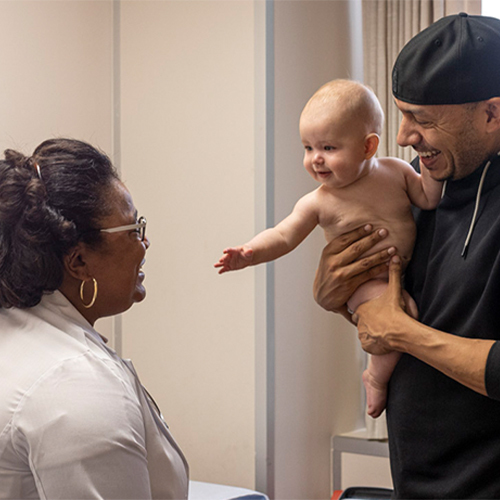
left=355, top=257, right=494, bottom=396
left=215, top=191, right=319, bottom=273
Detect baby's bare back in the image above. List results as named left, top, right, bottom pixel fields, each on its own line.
left=317, top=160, right=416, bottom=269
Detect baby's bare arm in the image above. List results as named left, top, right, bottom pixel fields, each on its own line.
left=215, top=191, right=319, bottom=273
left=249, top=191, right=319, bottom=265
left=214, top=245, right=254, bottom=274
left=399, top=159, right=443, bottom=209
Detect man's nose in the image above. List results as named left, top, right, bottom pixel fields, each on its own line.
left=397, top=117, right=421, bottom=147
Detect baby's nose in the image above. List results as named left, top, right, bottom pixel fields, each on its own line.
left=313, top=152, right=324, bottom=163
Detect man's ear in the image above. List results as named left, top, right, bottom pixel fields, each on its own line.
left=483, top=98, right=500, bottom=133
left=364, top=133, right=380, bottom=159
left=63, top=243, right=93, bottom=281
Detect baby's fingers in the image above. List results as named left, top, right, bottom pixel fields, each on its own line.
left=223, top=247, right=240, bottom=255
left=214, top=252, right=232, bottom=270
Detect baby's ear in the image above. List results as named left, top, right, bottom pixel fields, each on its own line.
left=364, top=133, right=380, bottom=159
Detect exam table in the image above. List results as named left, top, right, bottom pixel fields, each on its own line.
left=188, top=480, right=269, bottom=500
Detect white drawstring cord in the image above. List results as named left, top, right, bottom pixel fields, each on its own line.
left=34, top=162, right=42, bottom=180
left=441, top=180, right=447, bottom=199
left=461, top=152, right=500, bottom=258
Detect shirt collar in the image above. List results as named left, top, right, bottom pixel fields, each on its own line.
left=37, top=290, right=108, bottom=347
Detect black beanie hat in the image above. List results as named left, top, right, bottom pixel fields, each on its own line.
left=392, top=13, right=500, bottom=105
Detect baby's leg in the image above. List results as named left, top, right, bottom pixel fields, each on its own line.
left=348, top=280, right=418, bottom=418
left=363, top=352, right=401, bottom=418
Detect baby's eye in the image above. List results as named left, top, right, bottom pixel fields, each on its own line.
left=304, top=146, right=312, bottom=151
left=324, top=146, right=335, bottom=151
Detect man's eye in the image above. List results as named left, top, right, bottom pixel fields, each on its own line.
left=414, top=118, right=431, bottom=126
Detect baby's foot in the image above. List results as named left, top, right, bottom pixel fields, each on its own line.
left=362, top=368, right=388, bottom=419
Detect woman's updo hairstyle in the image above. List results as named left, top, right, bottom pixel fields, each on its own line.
left=0, top=138, right=119, bottom=309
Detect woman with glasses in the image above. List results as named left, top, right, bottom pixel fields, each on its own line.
left=0, top=138, right=188, bottom=499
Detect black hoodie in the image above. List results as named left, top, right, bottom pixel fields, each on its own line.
left=387, top=155, right=500, bottom=499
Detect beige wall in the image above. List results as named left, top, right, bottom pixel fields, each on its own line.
left=0, top=0, right=115, bottom=337
left=0, top=0, right=113, bottom=155
left=0, top=0, right=369, bottom=496
left=119, top=2, right=366, bottom=495
left=119, top=0, right=257, bottom=488
left=273, top=2, right=365, bottom=498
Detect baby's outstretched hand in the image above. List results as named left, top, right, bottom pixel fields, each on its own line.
left=214, top=245, right=254, bottom=274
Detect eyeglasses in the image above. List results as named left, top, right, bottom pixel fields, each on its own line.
left=100, top=216, right=147, bottom=241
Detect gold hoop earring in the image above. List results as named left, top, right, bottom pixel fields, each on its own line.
left=80, top=278, right=98, bottom=309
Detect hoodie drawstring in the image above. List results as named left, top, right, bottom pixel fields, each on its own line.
left=461, top=152, right=500, bottom=258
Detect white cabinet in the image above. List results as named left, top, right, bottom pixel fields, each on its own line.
left=332, top=429, right=392, bottom=493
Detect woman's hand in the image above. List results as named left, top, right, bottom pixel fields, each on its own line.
left=354, top=256, right=407, bottom=355
left=313, top=225, right=396, bottom=315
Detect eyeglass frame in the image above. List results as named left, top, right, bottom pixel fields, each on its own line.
left=99, top=216, right=147, bottom=241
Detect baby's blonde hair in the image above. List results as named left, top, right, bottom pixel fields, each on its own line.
left=302, top=79, right=384, bottom=136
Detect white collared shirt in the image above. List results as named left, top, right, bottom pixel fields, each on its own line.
left=0, top=290, right=189, bottom=499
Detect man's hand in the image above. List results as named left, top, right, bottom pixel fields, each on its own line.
left=355, top=256, right=494, bottom=396
left=313, top=225, right=395, bottom=315
left=354, top=256, right=407, bottom=355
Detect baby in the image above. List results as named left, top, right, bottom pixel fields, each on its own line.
left=214, top=79, right=442, bottom=418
